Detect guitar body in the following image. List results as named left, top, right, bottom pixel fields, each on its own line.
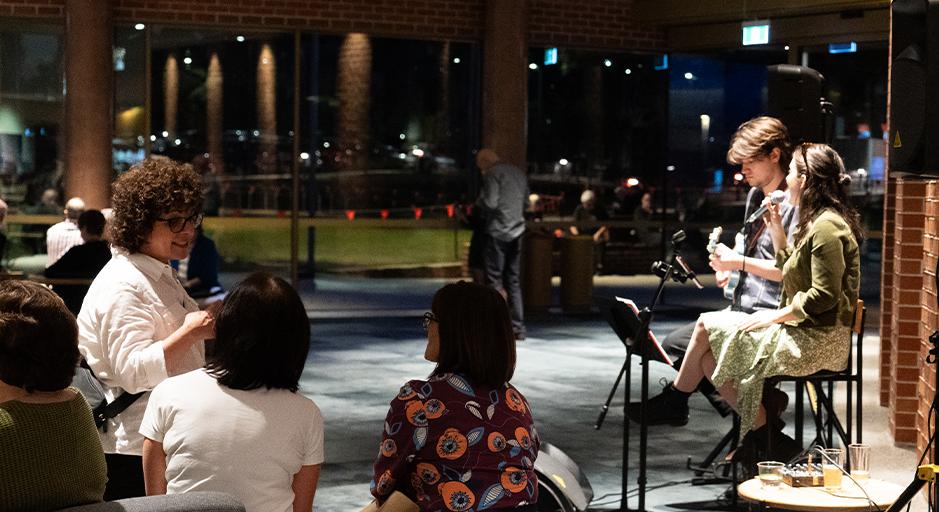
left=707, top=227, right=746, bottom=301
left=723, top=231, right=746, bottom=300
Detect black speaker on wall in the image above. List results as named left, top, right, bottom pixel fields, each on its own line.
left=767, top=64, right=826, bottom=144
left=889, top=0, right=939, bottom=174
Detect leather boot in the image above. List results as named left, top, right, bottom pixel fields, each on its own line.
left=627, top=381, right=690, bottom=426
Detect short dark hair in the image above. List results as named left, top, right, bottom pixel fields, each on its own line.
left=109, top=158, right=204, bottom=253
left=206, top=272, right=310, bottom=392
left=430, top=281, right=516, bottom=388
left=78, top=209, right=106, bottom=237
left=0, top=280, right=79, bottom=392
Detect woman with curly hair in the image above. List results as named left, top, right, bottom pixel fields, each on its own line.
left=371, top=282, right=539, bottom=512
left=78, top=158, right=215, bottom=500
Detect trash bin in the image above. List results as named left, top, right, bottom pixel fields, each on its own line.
left=560, top=236, right=594, bottom=313
left=522, top=231, right=553, bottom=315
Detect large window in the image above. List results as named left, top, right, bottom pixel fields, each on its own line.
left=114, top=27, right=480, bottom=272
left=0, top=20, right=64, bottom=210
left=299, top=35, right=479, bottom=216
left=527, top=48, right=668, bottom=216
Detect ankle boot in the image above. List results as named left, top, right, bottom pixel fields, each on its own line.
left=627, top=381, right=690, bottom=426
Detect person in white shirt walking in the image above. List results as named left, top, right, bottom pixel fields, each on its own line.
left=77, top=159, right=214, bottom=500
left=46, top=197, right=86, bottom=266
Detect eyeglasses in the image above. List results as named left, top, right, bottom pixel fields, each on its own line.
left=156, top=212, right=204, bottom=233
left=422, top=311, right=438, bottom=331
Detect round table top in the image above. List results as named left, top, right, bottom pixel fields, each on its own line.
left=737, top=478, right=905, bottom=512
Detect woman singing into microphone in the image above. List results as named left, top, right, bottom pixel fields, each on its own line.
left=641, top=143, right=862, bottom=467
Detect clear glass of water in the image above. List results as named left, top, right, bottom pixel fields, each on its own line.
left=758, top=461, right=785, bottom=489
left=849, top=443, right=870, bottom=482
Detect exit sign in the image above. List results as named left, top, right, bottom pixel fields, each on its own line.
left=742, top=20, right=770, bottom=46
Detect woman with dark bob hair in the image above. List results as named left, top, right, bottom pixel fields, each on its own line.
left=78, top=158, right=215, bottom=500
left=0, top=280, right=106, bottom=511
left=371, top=281, right=539, bottom=512
left=140, top=272, right=324, bottom=512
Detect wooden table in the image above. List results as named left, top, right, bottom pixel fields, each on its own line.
left=738, top=478, right=905, bottom=511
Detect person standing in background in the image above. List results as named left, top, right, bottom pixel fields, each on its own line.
left=476, top=149, right=528, bottom=340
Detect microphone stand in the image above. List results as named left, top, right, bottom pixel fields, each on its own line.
left=595, top=231, right=697, bottom=511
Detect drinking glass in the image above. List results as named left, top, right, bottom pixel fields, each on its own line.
left=849, top=443, right=870, bottom=481
left=822, top=448, right=845, bottom=490
left=757, top=461, right=785, bottom=489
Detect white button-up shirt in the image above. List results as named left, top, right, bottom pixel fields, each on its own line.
left=46, top=219, right=84, bottom=266
left=78, top=249, right=204, bottom=455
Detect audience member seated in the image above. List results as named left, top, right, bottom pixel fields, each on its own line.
left=570, top=190, right=609, bottom=273
left=47, top=197, right=86, bottom=267
left=180, top=225, right=223, bottom=301
left=140, top=272, right=323, bottom=512
left=45, top=210, right=112, bottom=315
left=23, top=187, right=61, bottom=254
left=371, top=281, right=539, bottom=512
left=0, top=280, right=106, bottom=511
left=631, top=191, right=659, bottom=247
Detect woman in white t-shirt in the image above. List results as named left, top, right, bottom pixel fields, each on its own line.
left=140, top=272, right=324, bottom=512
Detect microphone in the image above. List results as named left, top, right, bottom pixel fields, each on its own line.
left=745, top=190, right=786, bottom=224
left=674, top=255, right=704, bottom=289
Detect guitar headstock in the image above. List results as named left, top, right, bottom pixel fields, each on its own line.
left=707, top=227, right=723, bottom=254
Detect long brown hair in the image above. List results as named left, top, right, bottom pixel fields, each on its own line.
left=791, top=143, right=864, bottom=246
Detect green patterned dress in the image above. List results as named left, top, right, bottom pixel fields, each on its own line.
left=700, top=210, right=860, bottom=434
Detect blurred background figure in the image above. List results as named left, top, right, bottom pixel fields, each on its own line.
left=632, top=191, right=659, bottom=247
left=178, top=225, right=224, bottom=306
left=22, top=187, right=61, bottom=255
left=570, top=189, right=609, bottom=274
left=46, top=196, right=86, bottom=266
left=0, top=198, right=8, bottom=268
left=44, top=209, right=112, bottom=315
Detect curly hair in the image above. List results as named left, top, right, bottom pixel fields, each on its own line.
left=0, top=280, right=79, bottom=392
left=791, top=143, right=864, bottom=247
left=109, top=158, right=204, bottom=253
left=726, top=116, right=793, bottom=171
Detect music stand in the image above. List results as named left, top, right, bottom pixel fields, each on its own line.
left=595, top=295, right=672, bottom=512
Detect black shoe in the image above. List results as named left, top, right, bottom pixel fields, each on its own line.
left=702, top=387, right=735, bottom=418
left=733, top=422, right=803, bottom=475
left=767, top=429, right=803, bottom=464
left=627, top=380, right=690, bottom=426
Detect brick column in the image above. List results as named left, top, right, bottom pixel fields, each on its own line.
left=482, top=0, right=527, bottom=169
left=64, top=0, right=112, bottom=208
left=881, top=177, right=897, bottom=406
left=337, top=33, right=372, bottom=170
left=918, top=181, right=939, bottom=456
left=889, top=178, right=928, bottom=443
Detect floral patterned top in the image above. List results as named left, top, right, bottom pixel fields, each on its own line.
left=371, top=373, right=540, bottom=511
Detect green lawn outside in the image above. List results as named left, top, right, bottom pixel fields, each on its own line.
left=209, top=225, right=472, bottom=269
